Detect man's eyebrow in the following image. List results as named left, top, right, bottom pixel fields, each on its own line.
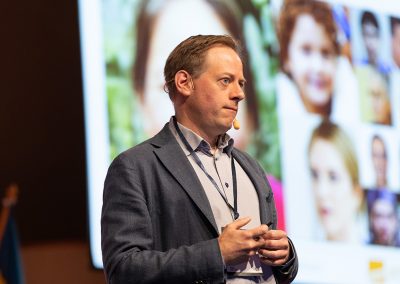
left=220, top=72, right=246, bottom=82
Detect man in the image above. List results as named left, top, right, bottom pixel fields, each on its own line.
left=101, top=35, right=298, bottom=284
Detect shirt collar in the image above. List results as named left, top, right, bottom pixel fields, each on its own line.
left=169, top=117, right=234, bottom=157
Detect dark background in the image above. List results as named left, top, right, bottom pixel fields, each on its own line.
left=0, top=1, right=87, bottom=244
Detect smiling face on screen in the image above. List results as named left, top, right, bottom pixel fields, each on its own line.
left=286, top=14, right=337, bottom=116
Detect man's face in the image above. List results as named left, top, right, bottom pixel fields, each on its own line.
left=186, top=46, right=246, bottom=139
left=392, top=23, right=400, bottom=68
left=362, top=22, right=380, bottom=65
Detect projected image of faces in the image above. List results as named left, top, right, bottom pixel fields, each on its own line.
left=276, top=1, right=400, bottom=247
left=308, top=120, right=363, bottom=242
left=84, top=0, right=400, bottom=277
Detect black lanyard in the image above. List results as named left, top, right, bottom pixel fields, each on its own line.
left=173, top=117, right=239, bottom=220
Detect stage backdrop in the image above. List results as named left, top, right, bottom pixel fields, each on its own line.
left=79, top=0, right=400, bottom=282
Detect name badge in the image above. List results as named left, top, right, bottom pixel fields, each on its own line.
left=226, top=254, right=264, bottom=276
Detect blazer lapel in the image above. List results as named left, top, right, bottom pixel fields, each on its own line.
left=232, top=150, right=271, bottom=225
left=151, top=125, right=219, bottom=235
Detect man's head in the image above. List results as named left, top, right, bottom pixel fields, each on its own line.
left=164, top=35, right=243, bottom=98
left=390, top=16, right=400, bottom=68
left=361, top=11, right=380, bottom=65
left=164, top=35, right=246, bottom=144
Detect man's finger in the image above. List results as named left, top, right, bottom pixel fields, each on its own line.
left=262, top=229, right=287, bottom=240
left=230, top=217, right=252, bottom=229
left=247, top=224, right=269, bottom=240
left=263, top=239, right=289, bottom=250
left=259, top=248, right=288, bottom=261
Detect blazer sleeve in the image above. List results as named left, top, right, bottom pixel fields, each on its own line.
left=101, top=155, right=225, bottom=284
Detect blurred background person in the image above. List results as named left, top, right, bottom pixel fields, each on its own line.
left=277, top=0, right=340, bottom=117
left=308, top=120, right=364, bottom=242
left=371, top=134, right=389, bottom=189
left=390, top=16, right=400, bottom=69
left=367, top=190, right=400, bottom=247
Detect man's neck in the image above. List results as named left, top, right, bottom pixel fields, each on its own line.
left=175, top=114, right=220, bottom=148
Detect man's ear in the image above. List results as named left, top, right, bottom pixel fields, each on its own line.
left=175, top=70, right=194, bottom=97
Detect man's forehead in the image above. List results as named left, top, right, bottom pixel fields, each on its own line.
left=203, top=46, right=243, bottom=67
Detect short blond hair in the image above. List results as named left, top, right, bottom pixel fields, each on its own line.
left=308, top=120, right=359, bottom=186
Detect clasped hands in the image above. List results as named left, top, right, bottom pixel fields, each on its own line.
left=218, top=217, right=290, bottom=266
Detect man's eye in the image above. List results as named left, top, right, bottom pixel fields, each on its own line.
left=221, top=78, right=230, bottom=85
left=239, top=81, right=246, bottom=89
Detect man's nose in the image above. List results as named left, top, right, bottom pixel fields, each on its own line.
left=231, top=83, right=245, bottom=101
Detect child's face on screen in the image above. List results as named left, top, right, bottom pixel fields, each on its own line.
left=286, top=14, right=337, bottom=114
left=309, top=138, right=359, bottom=241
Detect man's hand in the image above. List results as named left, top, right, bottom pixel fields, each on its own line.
left=258, top=229, right=290, bottom=266
left=218, top=217, right=268, bottom=265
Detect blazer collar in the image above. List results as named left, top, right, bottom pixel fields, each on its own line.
left=150, top=124, right=219, bottom=235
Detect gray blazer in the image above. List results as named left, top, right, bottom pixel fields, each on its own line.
left=101, top=124, right=298, bottom=284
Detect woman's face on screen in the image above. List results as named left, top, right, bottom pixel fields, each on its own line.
left=141, top=0, right=247, bottom=144
left=309, top=138, right=359, bottom=241
left=286, top=14, right=337, bottom=115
